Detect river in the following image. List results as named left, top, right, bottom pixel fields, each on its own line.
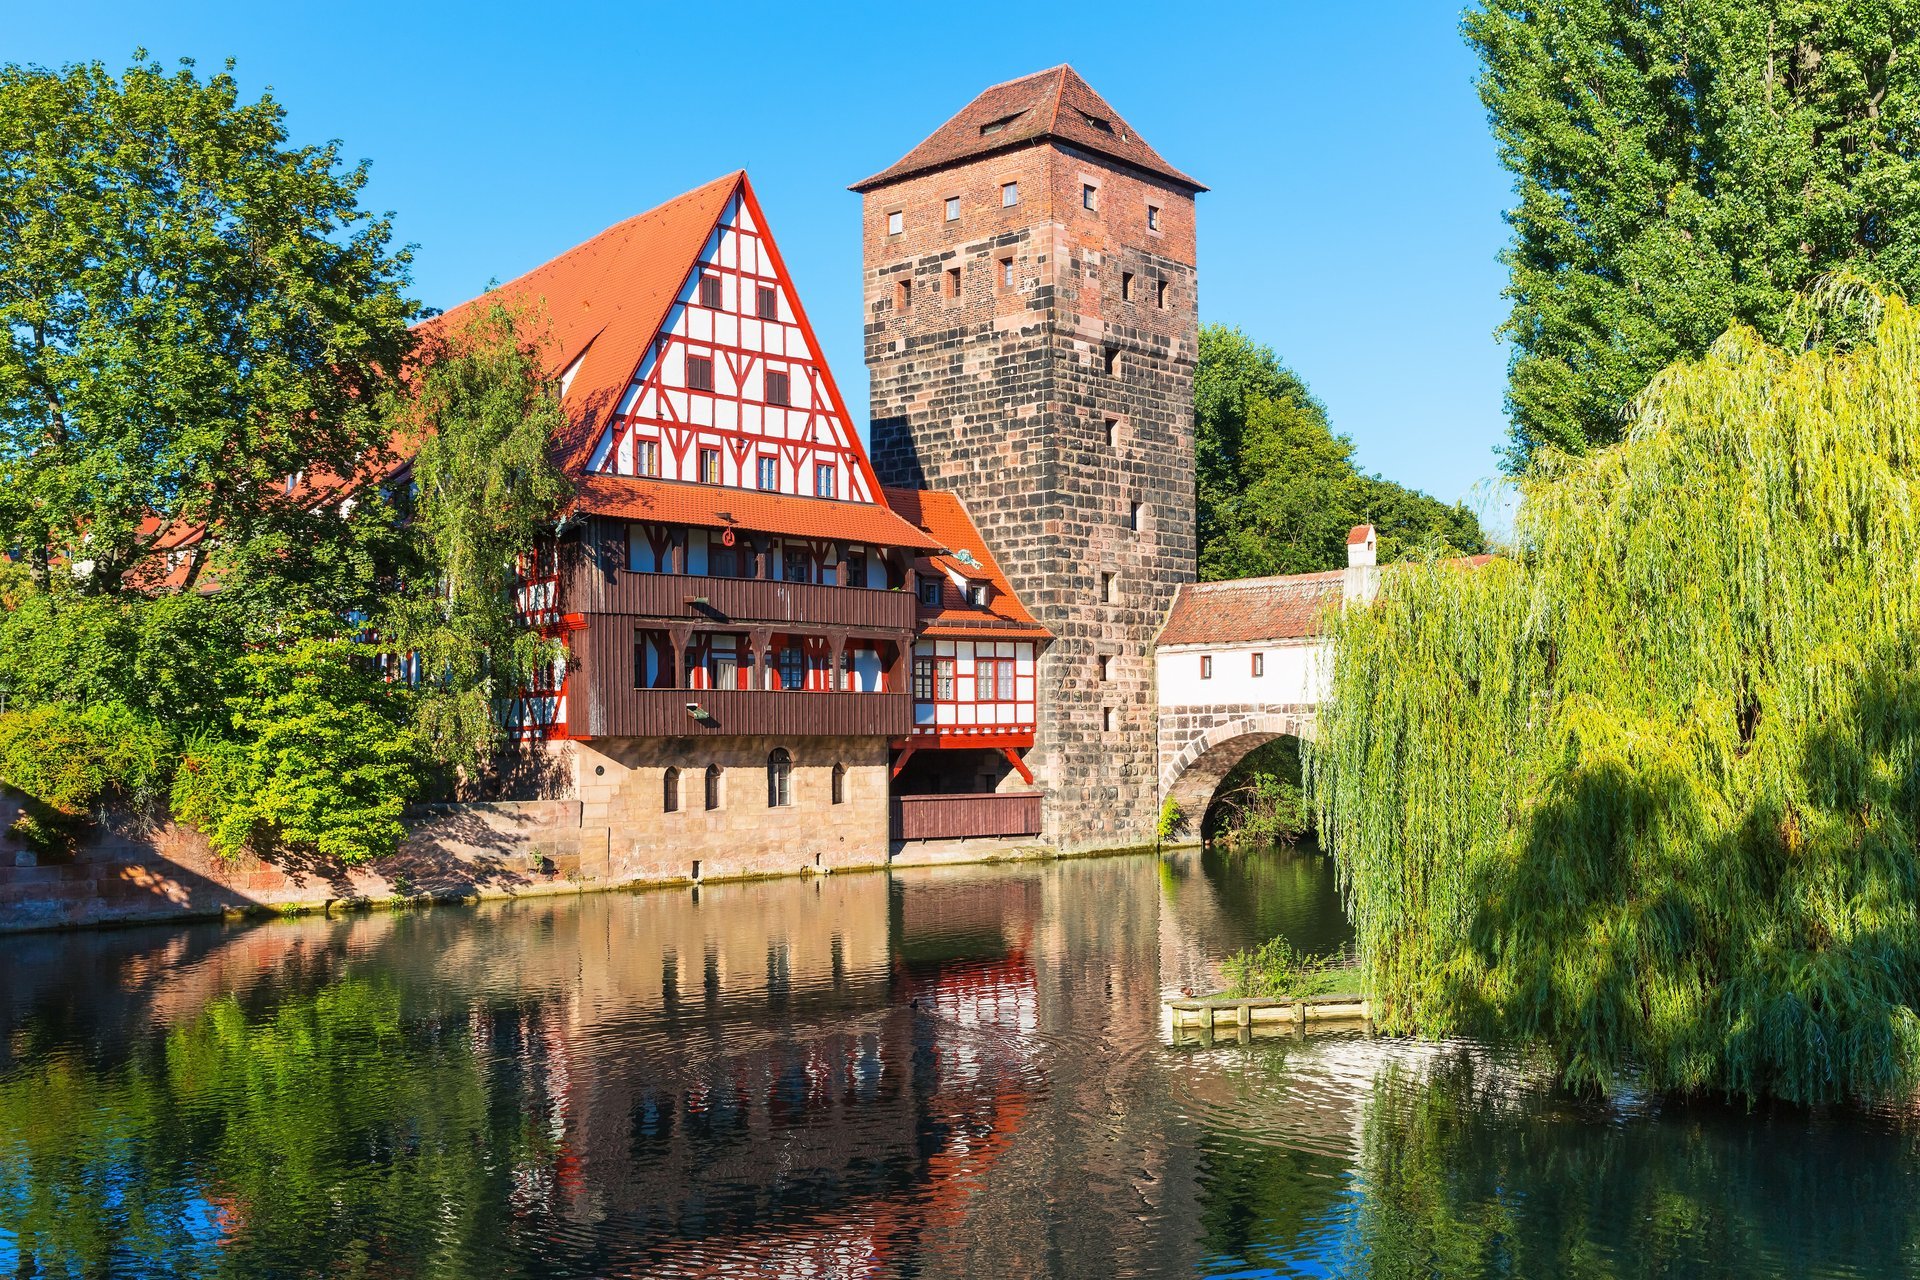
left=2, top=847, right=1916, bottom=1278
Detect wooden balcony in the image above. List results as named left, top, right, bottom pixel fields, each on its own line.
left=891, top=792, right=1043, bottom=842
left=566, top=566, right=916, bottom=633
left=577, top=686, right=911, bottom=739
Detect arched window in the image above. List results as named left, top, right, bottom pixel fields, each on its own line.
left=767, top=748, right=792, bottom=808
left=663, top=767, right=680, bottom=813
left=704, top=764, right=722, bottom=811
left=831, top=762, right=846, bottom=805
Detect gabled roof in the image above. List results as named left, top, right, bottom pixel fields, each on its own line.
left=1158, top=571, right=1345, bottom=647
left=422, top=171, right=742, bottom=470
left=852, top=65, right=1203, bottom=194
left=578, top=474, right=942, bottom=551
left=883, top=488, right=1050, bottom=641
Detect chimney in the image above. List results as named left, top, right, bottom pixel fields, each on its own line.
left=1344, top=524, right=1378, bottom=605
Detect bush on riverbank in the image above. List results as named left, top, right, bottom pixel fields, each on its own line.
left=1313, top=285, right=1920, bottom=1104
left=1220, top=936, right=1353, bottom=1000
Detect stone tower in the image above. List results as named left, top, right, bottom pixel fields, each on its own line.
left=854, top=67, right=1202, bottom=851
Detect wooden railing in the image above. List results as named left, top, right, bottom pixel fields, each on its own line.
left=891, top=792, right=1043, bottom=842
left=566, top=567, right=916, bottom=632
left=582, top=687, right=911, bottom=739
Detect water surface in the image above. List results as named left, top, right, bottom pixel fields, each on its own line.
left=2, top=847, right=1915, bottom=1277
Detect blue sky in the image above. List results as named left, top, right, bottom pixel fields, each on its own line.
left=9, top=2, right=1517, bottom=527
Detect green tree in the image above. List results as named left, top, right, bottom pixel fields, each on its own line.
left=1314, top=287, right=1920, bottom=1103
left=1467, top=1, right=1920, bottom=467
left=1195, top=325, right=1486, bottom=580
left=381, top=300, right=572, bottom=771
left=0, top=54, right=415, bottom=594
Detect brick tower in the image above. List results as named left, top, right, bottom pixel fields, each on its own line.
left=854, top=67, right=1202, bottom=851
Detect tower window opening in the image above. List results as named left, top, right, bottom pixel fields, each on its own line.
left=1104, top=417, right=1119, bottom=447
left=945, top=195, right=960, bottom=222
left=1103, top=345, right=1120, bottom=375
left=1121, top=271, right=1135, bottom=302
left=1200, top=655, right=1214, bottom=680
left=1147, top=204, right=1162, bottom=232
left=895, top=279, right=912, bottom=310
left=999, top=257, right=1015, bottom=289
left=1130, top=501, right=1146, bottom=532
left=981, top=111, right=1025, bottom=137
left=1099, top=655, right=1114, bottom=682
left=1001, top=181, right=1020, bottom=207
left=947, top=267, right=962, bottom=298
left=1083, top=183, right=1098, bottom=211
left=1080, top=111, right=1114, bottom=134
left=1252, top=652, right=1265, bottom=677
left=1100, top=571, right=1117, bottom=603
left=887, top=209, right=903, bottom=235
left=1156, top=278, right=1169, bottom=309
left=1103, top=706, right=1116, bottom=732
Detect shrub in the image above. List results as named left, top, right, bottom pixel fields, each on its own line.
left=1220, top=935, right=1353, bottom=1000
left=0, top=701, right=176, bottom=817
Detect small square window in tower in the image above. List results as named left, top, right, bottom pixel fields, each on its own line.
left=756, top=285, right=778, bottom=320
left=815, top=463, right=836, bottom=498
left=1147, top=204, right=1162, bottom=232
left=765, top=369, right=791, bottom=406
left=1103, top=346, right=1121, bottom=376
left=887, top=209, right=903, bottom=235
left=1100, top=571, right=1117, bottom=603
left=687, top=355, right=714, bottom=391
left=947, top=267, right=962, bottom=299
left=1103, top=706, right=1117, bottom=733
left=895, top=279, right=911, bottom=310
left=999, top=258, right=1014, bottom=289
left=945, top=195, right=960, bottom=222
left=699, top=448, right=721, bottom=485
left=698, top=274, right=722, bottom=308
left=1121, top=271, right=1135, bottom=302
left=1098, top=655, right=1114, bottom=682
left=1083, top=183, right=1098, bottom=211
left=1001, top=181, right=1020, bottom=208
left=1130, top=502, right=1146, bottom=532
left=1104, top=417, right=1119, bottom=447
left=1156, top=279, right=1169, bottom=309
left=757, top=455, right=778, bottom=491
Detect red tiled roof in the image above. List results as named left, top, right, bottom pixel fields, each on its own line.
left=574, top=474, right=942, bottom=550
left=882, top=488, right=1050, bottom=640
left=1347, top=524, right=1374, bottom=545
left=420, top=172, right=742, bottom=471
left=851, top=66, right=1204, bottom=194
left=1157, top=571, right=1345, bottom=646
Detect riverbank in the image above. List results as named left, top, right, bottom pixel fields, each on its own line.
left=0, top=796, right=1147, bottom=935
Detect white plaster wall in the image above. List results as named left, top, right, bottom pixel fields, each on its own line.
left=1156, top=640, right=1329, bottom=708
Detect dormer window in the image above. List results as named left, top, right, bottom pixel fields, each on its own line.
left=968, top=582, right=989, bottom=607
left=919, top=576, right=941, bottom=607
left=981, top=111, right=1025, bottom=136
left=1079, top=111, right=1114, bottom=134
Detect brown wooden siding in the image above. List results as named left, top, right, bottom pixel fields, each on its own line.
left=890, top=792, right=1043, bottom=841
left=574, top=621, right=908, bottom=737
left=563, top=525, right=915, bottom=632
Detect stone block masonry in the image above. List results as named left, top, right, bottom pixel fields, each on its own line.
left=862, top=142, right=1199, bottom=853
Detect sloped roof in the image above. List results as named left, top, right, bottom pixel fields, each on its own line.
left=1157, top=571, right=1345, bottom=646
left=851, top=66, right=1204, bottom=194
left=576, top=474, right=942, bottom=550
left=422, top=171, right=742, bottom=470
left=882, top=488, right=1050, bottom=641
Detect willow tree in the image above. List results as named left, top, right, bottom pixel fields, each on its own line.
left=1313, top=286, right=1920, bottom=1104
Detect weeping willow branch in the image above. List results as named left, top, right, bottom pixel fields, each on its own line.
left=1311, top=287, right=1920, bottom=1104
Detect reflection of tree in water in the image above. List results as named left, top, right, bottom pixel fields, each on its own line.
left=0, top=976, right=561, bottom=1278
left=1343, top=1049, right=1920, bottom=1278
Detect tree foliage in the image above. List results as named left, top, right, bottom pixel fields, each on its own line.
left=1468, top=1, right=1920, bottom=467
left=381, top=300, right=572, bottom=769
left=1313, top=286, right=1920, bottom=1104
left=0, top=54, right=414, bottom=593
left=1196, top=326, right=1486, bottom=579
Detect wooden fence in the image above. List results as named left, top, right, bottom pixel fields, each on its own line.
left=891, top=792, right=1042, bottom=842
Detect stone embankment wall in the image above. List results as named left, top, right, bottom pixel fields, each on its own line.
left=0, top=798, right=612, bottom=935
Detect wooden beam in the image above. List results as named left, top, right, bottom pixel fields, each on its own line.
left=891, top=743, right=919, bottom=781
left=1001, top=746, right=1034, bottom=785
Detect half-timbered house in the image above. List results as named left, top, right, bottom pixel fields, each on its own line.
left=430, top=171, right=1049, bottom=876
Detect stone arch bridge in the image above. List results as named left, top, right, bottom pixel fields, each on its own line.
left=1156, top=705, right=1316, bottom=837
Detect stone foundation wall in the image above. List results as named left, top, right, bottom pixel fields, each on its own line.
left=571, top=735, right=893, bottom=882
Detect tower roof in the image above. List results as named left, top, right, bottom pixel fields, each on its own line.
left=850, top=65, right=1204, bottom=194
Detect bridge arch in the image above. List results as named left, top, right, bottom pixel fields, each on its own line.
left=1158, top=712, right=1314, bottom=842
